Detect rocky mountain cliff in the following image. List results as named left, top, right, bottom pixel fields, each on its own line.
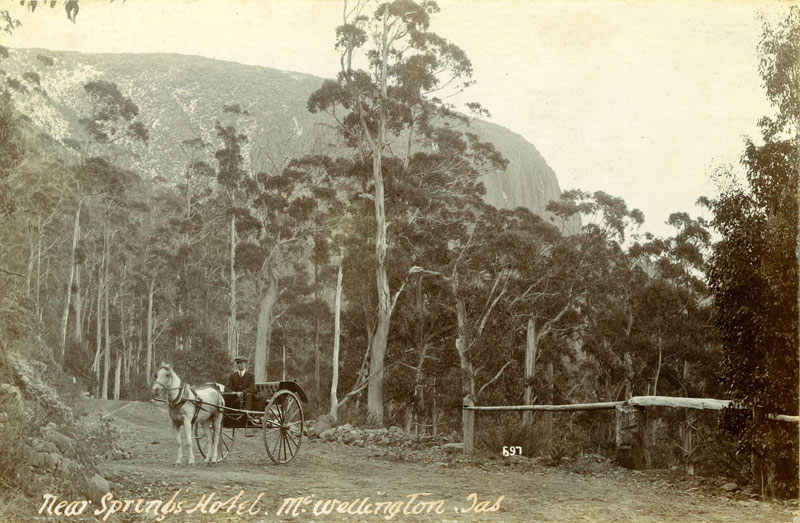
left=3, top=48, right=569, bottom=224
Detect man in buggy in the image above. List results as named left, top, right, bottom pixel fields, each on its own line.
left=227, top=356, right=255, bottom=410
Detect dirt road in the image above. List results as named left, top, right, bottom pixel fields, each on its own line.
left=46, top=399, right=798, bottom=522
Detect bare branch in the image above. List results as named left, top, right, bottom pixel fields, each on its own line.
left=0, top=267, right=23, bottom=278
left=478, top=360, right=514, bottom=398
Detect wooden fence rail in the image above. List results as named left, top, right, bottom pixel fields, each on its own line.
left=461, top=395, right=799, bottom=466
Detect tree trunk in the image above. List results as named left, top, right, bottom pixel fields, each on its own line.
left=74, top=261, right=82, bottom=346
left=432, top=392, right=438, bottom=437
left=80, top=260, right=94, bottom=348
left=102, top=260, right=110, bottom=400
left=254, top=267, right=279, bottom=382
left=26, top=234, right=34, bottom=294
left=93, top=249, right=104, bottom=397
left=545, top=362, right=554, bottom=441
left=35, top=228, right=42, bottom=321
left=314, top=251, right=321, bottom=400
left=330, top=263, right=343, bottom=418
left=365, top=6, right=393, bottom=428
left=653, top=336, right=662, bottom=396
left=136, top=321, right=143, bottom=383
left=60, top=201, right=81, bottom=361
left=455, top=299, right=477, bottom=401
left=146, top=279, right=154, bottom=381
left=368, top=309, right=389, bottom=426
left=523, top=318, right=537, bottom=426
left=120, top=298, right=130, bottom=390
left=113, top=351, right=121, bottom=400
left=411, top=275, right=427, bottom=433
left=228, top=215, right=237, bottom=357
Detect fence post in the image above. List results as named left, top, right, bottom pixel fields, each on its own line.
left=615, top=404, right=649, bottom=470
left=463, top=395, right=474, bottom=455
left=752, top=406, right=765, bottom=496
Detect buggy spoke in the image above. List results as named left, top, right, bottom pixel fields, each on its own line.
left=195, top=423, right=234, bottom=462
left=282, top=433, right=290, bottom=460
left=285, top=431, right=299, bottom=453
left=263, top=390, right=304, bottom=464
left=273, top=432, right=282, bottom=457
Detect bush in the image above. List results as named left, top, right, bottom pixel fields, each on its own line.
left=0, top=383, right=26, bottom=480
left=35, top=54, right=54, bottom=66
left=22, top=71, right=40, bottom=87
left=5, top=78, right=26, bottom=94
left=476, top=413, right=547, bottom=458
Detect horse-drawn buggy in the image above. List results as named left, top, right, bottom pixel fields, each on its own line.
left=153, top=365, right=307, bottom=465
left=195, top=381, right=308, bottom=464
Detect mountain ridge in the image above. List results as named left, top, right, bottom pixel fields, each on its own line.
left=3, top=47, right=569, bottom=226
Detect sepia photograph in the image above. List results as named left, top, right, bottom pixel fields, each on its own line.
left=0, top=0, right=797, bottom=521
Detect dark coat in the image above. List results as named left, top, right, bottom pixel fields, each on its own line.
left=227, top=371, right=255, bottom=394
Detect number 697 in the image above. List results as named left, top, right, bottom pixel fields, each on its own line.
left=502, top=446, right=522, bottom=456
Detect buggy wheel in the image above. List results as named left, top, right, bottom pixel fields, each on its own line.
left=194, top=423, right=234, bottom=462
left=263, top=390, right=304, bottom=464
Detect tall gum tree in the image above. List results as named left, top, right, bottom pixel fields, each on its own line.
left=61, top=80, right=148, bottom=365
left=308, top=0, right=498, bottom=425
left=213, top=114, right=252, bottom=358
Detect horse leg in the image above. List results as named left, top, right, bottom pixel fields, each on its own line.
left=210, top=409, right=223, bottom=464
left=185, top=418, right=195, bottom=465
left=215, top=409, right=223, bottom=461
left=174, top=424, right=183, bottom=466
left=205, top=416, right=216, bottom=464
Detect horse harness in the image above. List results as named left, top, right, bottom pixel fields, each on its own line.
left=168, top=383, right=218, bottom=426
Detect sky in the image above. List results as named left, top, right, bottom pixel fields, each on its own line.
left=2, top=0, right=792, bottom=238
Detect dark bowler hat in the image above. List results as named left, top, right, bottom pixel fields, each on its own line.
left=234, top=356, right=248, bottom=363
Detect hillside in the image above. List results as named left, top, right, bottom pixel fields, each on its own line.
left=2, top=48, right=571, bottom=224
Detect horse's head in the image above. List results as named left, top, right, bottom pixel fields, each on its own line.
left=152, top=364, right=178, bottom=398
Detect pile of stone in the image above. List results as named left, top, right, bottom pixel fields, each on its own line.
left=307, top=414, right=444, bottom=450
left=23, top=425, right=111, bottom=502
left=3, top=354, right=116, bottom=503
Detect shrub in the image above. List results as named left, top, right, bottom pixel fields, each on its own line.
left=5, top=77, right=26, bottom=94
left=22, top=71, right=40, bottom=87
left=476, top=413, right=547, bottom=458
left=35, top=54, right=54, bottom=66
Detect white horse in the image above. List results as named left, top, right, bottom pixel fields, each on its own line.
left=152, top=364, right=224, bottom=465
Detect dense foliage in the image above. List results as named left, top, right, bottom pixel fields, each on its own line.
left=707, top=7, right=799, bottom=498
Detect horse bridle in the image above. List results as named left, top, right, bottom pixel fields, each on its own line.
left=155, top=368, right=218, bottom=423
left=154, top=368, right=186, bottom=405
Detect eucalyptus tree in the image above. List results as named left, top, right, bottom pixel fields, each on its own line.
left=19, top=167, right=67, bottom=324
left=707, top=7, right=798, bottom=498
left=628, top=212, right=716, bottom=397
left=506, top=190, right=644, bottom=407
left=283, top=155, right=350, bottom=397
left=131, top=180, right=187, bottom=382
left=59, top=80, right=148, bottom=363
left=234, top=154, right=349, bottom=382
left=308, top=0, right=502, bottom=424
left=78, top=157, right=142, bottom=398
left=213, top=115, right=252, bottom=358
